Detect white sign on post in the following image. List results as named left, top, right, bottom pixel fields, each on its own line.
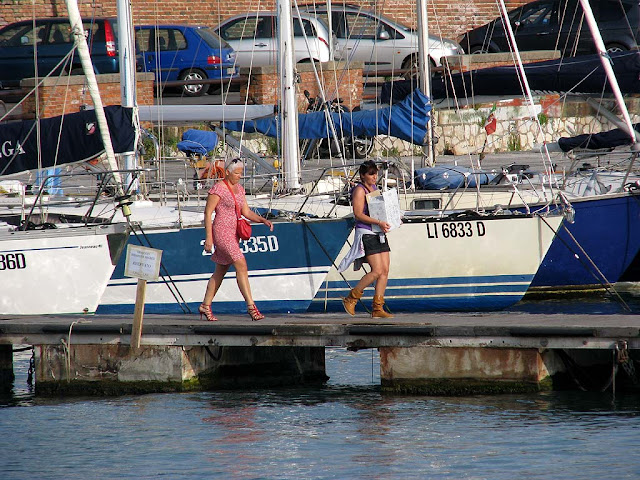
left=124, top=245, right=163, bottom=349
left=366, top=188, right=403, bottom=233
left=124, top=245, right=162, bottom=281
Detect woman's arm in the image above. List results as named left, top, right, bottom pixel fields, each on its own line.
left=203, top=193, right=220, bottom=252
left=352, top=186, right=391, bottom=233
left=241, top=201, right=274, bottom=231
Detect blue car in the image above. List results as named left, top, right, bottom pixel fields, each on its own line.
left=134, top=24, right=237, bottom=97
left=0, top=17, right=120, bottom=89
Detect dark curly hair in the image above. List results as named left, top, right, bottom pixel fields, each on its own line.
left=358, top=160, right=378, bottom=177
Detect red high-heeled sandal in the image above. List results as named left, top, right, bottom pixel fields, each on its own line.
left=199, top=303, right=218, bottom=322
left=247, top=304, right=264, bottom=321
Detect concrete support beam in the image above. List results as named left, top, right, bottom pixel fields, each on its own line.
left=0, top=345, right=14, bottom=392
left=380, top=346, right=557, bottom=395
left=34, top=344, right=327, bottom=396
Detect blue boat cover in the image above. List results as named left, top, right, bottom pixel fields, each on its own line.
left=414, top=165, right=497, bottom=190
left=223, top=88, right=432, bottom=145
left=177, top=129, right=218, bottom=155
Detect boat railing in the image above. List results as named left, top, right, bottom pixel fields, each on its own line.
left=20, top=167, right=155, bottom=228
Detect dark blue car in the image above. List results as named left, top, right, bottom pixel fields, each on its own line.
left=134, top=24, right=237, bottom=96
left=0, top=17, right=120, bottom=89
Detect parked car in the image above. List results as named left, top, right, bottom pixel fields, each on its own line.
left=300, top=3, right=464, bottom=75
left=134, top=24, right=237, bottom=96
left=213, top=12, right=331, bottom=68
left=0, top=17, right=119, bottom=89
left=458, top=0, right=640, bottom=55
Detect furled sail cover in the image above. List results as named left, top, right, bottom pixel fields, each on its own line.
left=0, top=105, right=135, bottom=176
left=223, top=88, right=432, bottom=145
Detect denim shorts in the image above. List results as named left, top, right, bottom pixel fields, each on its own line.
left=362, top=233, right=391, bottom=256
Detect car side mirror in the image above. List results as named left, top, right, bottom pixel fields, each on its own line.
left=514, top=20, right=521, bottom=27
left=20, top=35, right=30, bottom=45
left=378, top=30, right=390, bottom=41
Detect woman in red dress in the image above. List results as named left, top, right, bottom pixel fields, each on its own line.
left=200, top=159, right=273, bottom=321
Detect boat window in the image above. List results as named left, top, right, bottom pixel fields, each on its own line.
left=413, top=199, right=441, bottom=210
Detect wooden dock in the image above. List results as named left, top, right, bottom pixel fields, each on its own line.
left=1, top=312, right=639, bottom=396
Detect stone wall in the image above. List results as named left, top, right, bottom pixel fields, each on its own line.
left=0, top=0, right=531, bottom=43
left=371, top=96, right=640, bottom=158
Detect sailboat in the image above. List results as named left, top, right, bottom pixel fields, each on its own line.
left=0, top=3, right=132, bottom=315
left=91, top=0, right=355, bottom=315
left=245, top=0, right=640, bottom=296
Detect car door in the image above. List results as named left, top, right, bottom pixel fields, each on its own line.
left=217, top=15, right=275, bottom=67
left=135, top=27, right=187, bottom=83
left=134, top=27, right=158, bottom=78
left=510, top=0, right=559, bottom=51
left=334, top=11, right=396, bottom=72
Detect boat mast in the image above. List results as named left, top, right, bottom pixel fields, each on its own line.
left=116, top=0, right=139, bottom=191
left=578, top=0, right=639, bottom=146
left=416, top=0, right=434, bottom=167
left=65, top=0, right=132, bottom=219
left=278, top=0, right=302, bottom=190
left=64, top=0, right=127, bottom=201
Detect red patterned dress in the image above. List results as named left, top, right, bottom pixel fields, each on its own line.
left=208, top=181, right=245, bottom=265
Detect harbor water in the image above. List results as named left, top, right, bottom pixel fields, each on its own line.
left=2, top=293, right=640, bottom=479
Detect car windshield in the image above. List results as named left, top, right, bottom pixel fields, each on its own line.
left=197, top=27, right=231, bottom=49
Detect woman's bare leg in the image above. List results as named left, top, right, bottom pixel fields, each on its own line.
left=233, top=257, right=255, bottom=306
left=203, top=263, right=230, bottom=305
left=354, top=251, right=389, bottom=296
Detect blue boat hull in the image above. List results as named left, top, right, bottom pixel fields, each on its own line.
left=98, top=217, right=354, bottom=314
left=526, top=192, right=640, bottom=289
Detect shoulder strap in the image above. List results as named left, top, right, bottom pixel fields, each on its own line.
left=357, top=182, right=371, bottom=194
left=223, top=180, right=241, bottom=217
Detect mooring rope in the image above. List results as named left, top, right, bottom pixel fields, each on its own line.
left=538, top=215, right=631, bottom=311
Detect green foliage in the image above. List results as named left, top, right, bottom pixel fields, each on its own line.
left=381, top=146, right=400, bottom=157
left=507, top=133, right=522, bottom=152
left=266, top=137, right=280, bottom=156
left=537, top=112, right=549, bottom=126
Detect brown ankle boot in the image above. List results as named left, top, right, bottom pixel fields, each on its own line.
left=342, top=288, right=363, bottom=316
left=371, top=295, right=393, bottom=318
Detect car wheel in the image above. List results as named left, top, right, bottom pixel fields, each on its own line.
left=470, top=45, right=490, bottom=54
left=605, top=43, right=627, bottom=53
left=179, top=68, right=209, bottom=97
left=401, top=54, right=419, bottom=78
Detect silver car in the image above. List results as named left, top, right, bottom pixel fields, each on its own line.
left=214, top=12, right=332, bottom=68
left=300, top=4, right=464, bottom=75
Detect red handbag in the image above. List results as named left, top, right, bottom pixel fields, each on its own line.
left=224, top=180, right=252, bottom=241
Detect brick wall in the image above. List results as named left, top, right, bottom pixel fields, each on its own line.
left=0, top=0, right=533, bottom=43
left=20, top=73, right=154, bottom=118
left=240, top=61, right=363, bottom=111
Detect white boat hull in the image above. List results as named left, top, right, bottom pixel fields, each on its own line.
left=310, top=214, right=562, bottom=312
left=0, top=224, right=128, bottom=315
